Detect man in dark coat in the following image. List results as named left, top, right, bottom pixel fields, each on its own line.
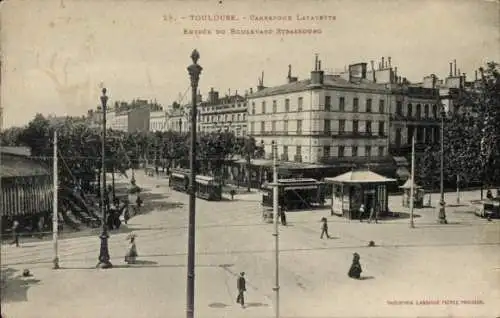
left=236, top=272, right=246, bottom=308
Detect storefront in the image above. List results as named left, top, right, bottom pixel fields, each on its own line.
left=325, top=170, right=396, bottom=219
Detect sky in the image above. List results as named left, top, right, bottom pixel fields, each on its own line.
left=1, top=0, right=499, bottom=128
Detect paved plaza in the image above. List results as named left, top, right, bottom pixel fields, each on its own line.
left=1, top=172, right=499, bottom=318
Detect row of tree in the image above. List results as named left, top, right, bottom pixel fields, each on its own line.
left=1, top=114, right=264, bottom=192
left=416, top=62, right=500, bottom=192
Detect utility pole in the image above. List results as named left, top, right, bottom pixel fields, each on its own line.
left=409, top=134, right=415, bottom=228
left=52, top=131, right=60, bottom=269
left=456, top=174, right=460, bottom=204
left=272, top=141, right=280, bottom=318
left=186, top=49, right=202, bottom=318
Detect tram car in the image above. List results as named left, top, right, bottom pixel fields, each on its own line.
left=168, top=169, right=223, bottom=201
left=169, top=168, right=190, bottom=192
left=261, top=178, right=326, bottom=210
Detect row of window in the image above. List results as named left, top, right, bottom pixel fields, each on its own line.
left=201, top=102, right=247, bottom=112
left=200, top=113, right=247, bottom=123
left=396, top=102, right=439, bottom=118
left=278, top=145, right=386, bottom=159
left=250, top=119, right=386, bottom=135
left=251, top=96, right=387, bottom=114
left=394, top=126, right=440, bottom=145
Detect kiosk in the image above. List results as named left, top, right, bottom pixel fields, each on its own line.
left=325, top=170, right=396, bottom=219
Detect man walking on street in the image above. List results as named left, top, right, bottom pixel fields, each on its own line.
left=320, top=217, right=331, bottom=239
left=236, top=272, right=246, bottom=308
left=11, top=220, right=20, bottom=247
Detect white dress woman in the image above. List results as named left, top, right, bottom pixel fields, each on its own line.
left=124, top=234, right=138, bottom=264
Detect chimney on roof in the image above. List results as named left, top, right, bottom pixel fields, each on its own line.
left=454, top=59, right=457, bottom=76
left=432, top=74, right=437, bottom=88
left=250, top=87, right=253, bottom=94
left=257, top=72, right=266, bottom=91
left=310, top=55, right=325, bottom=86
left=287, top=64, right=298, bottom=83
left=370, top=60, right=376, bottom=82
left=475, top=70, right=478, bottom=81
left=381, top=57, right=385, bottom=69
left=449, top=62, right=453, bottom=77
left=388, top=57, right=391, bottom=68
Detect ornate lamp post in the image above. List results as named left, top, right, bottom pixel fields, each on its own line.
left=97, top=87, right=113, bottom=269
left=186, top=49, right=202, bottom=318
left=438, top=101, right=448, bottom=224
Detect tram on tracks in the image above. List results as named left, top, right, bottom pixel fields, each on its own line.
left=261, top=178, right=327, bottom=211
left=168, top=168, right=223, bottom=201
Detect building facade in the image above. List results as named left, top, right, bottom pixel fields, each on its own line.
left=247, top=57, right=391, bottom=166
left=199, top=88, right=247, bottom=136
left=149, top=110, right=169, bottom=132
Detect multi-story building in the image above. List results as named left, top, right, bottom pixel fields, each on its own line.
left=247, top=57, right=392, bottom=170
left=109, top=110, right=128, bottom=131
left=167, top=103, right=191, bottom=133
left=388, top=82, right=441, bottom=155
left=199, top=88, right=247, bottom=136
left=88, top=99, right=163, bottom=133
left=149, top=110, right=169, bottom=132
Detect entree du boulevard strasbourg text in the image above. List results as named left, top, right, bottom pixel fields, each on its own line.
left=184, top=14, right=336, bottom=21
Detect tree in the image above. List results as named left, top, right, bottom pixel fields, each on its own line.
left=454, top=61, right=500, bottom=193
left=416, top=145, right=439, bottom=205
left=18, top=113, right=52, bottom=156
left=0, top=126, right=24, bottom=146
left=442, top=112, right=482, bottom=187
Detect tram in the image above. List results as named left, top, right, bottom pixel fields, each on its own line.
left=261, top=178, right=326, bottom=210
left=168, top=168, right=223, bottom=201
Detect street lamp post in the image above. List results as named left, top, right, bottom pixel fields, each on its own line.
left=186, top=49, right=202, bottom=318
left=97, top=87, right=113, bottom=269
left=438, top=102, right=448, bottom=224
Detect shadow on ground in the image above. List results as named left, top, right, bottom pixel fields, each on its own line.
left=0, top=268, right=41, bottom=303
left=380, top=212, right=422, bottom=220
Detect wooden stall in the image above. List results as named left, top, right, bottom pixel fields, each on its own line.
left=1, top=149, right=52, bottom=228
left=325, top=170, right=396, bottom=219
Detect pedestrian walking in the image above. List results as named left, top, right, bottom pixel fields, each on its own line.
left=10, top=220, right=20, bottom=247
left=280, top=206, right=287, bottom=226
left=236, top=272, right=246, bottom=308
left=368, top=206, right=378, bottom=223
left=230, top=189, right=236, bottom=200
left=359, top=204, right=366, bottom=222
left=348, top=252, right=363, bottom=279
left=320, top=217, right=331, bottom=239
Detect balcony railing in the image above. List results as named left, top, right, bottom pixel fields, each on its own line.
left=250, top=131, right=387, bottom=138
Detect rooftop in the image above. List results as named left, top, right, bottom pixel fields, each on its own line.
left=248, top=76, right=393, bottom=98
left=324, top=169, right=396, bottom=184
left=1, top=152, right=50, bottom=178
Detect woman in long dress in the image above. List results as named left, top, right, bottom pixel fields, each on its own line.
left=124, top=234, right=138, bottom=264
left=348, top=252, right=362, bottom=279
